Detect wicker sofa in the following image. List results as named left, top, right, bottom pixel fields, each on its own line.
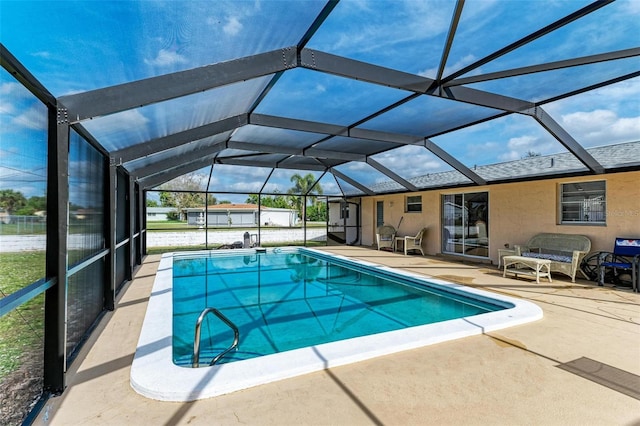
left=514, top=233, right=591, bottom=282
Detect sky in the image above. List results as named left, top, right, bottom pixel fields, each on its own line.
left=1, top=0, right=639, bottom=200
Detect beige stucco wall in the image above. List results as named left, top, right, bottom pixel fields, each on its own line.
left=356, top=171, right=640, bottom=265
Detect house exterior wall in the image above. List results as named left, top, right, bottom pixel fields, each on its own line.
left=146, top=212, right=169, bottom=221
left=184, top=208, right=298, bottom=227
left=260, top=210, right=298, bottom=227
left=356, top=171, right=640, bottom=264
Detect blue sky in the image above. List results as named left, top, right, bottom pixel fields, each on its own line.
left=1, top=0, right=638, bottom=200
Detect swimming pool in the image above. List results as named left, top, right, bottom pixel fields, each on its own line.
left=131, top=248, right=542, bottom=401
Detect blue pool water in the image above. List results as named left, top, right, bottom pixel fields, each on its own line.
left=172, top=248, right=506, bottom=367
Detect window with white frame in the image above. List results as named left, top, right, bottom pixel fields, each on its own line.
left=560, top=181, right=606, bottom=224
left=405, top=195, right=422, bottom=212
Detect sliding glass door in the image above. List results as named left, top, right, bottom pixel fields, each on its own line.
left=442, top=192, right=488, bottom=258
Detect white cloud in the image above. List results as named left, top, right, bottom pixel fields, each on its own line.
left=560, top=109, right=640, bottom=147
left=621, top=0, right=640, bottom=15
left=223, top=16, right=243, bottom=36
left=497, top=135, right=551, bottom=162
left=144, top=49, right=188, bottom=67
left=12, top=105, right=47, bottom=131
left=0, top=102, right=16, bottom=116
left=0, top=82, right=28, bottom=100
left=84, top=110, right=150, bottom=135
left=373, top=145, right=445, bottom=176
left=419, top=54, right=477, bottom=79
left=32, top=51, right=51, bottom=59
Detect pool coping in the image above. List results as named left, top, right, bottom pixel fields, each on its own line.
left=130, top=248, right=543, bottom=402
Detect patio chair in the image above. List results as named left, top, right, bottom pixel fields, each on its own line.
left=597, top=237, right=640, bottom=292
left=376, top=225, right=396, bottom=251
left=402, top=227, right=427, bottom=256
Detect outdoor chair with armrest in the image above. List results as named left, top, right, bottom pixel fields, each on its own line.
left=402, top=227, right=427, bottom=255
left=597, top=237, right=640, bottom=292
left=376, top=225, right=396, bottom=251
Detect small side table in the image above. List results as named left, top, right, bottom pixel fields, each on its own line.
left=394, top=237, right=405, bottom=253
left=497, top=248, right=517, bottom=268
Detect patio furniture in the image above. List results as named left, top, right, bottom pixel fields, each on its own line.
left=514, top=233, right=591, bottom=282
left=497, top=248, right=517, bottom=268
left=376, top=225, right=396, bottom=251
left=396, top=227, right=427, bottom=255
left=503, top=255, right=552, bottom=284
left=597, top=238, right=640, bottom=292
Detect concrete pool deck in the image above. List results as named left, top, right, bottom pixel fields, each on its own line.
left=36, top=246, right=640, bottom=425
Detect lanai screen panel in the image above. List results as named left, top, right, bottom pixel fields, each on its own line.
left=157, top=166, right=212, bottom=191
left=254, top=68, right=410, bottom=125
left=306, top=0, right=457, bottom=76
left=333, top=162, right=404, bottom=194
left=310, top=136, right=399, bottom=158
left=475, top=0, right=639, bottom=75
left=444, top=0, right=593, bottom=77
left=543, top=77, right=640, bottom=150
left=207, top=164, right=274, bottom=195
left=334, top=175, right=367, bottom=197
left=360, top=95, right=505, bottom=138
left=262, top=169, right=325, bottom=195
left=82, top=78, right=271, bottom=152
left=432, top=114, right=571, bottom=172
left=229, top=125, right=327, bottom=150
left=467, top=57, right=640, bottom=104
left=123, top=133, right=233, bottom=173
left=315, top=173, right=345, bottom=197
left=0, top=1, right=328, bottom=95
left=371, top=145, right=456, bottom=181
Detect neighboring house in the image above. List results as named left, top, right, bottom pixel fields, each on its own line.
left=146, top=207, right=177, bottom=221
left=183, top=204, right=299, bottom=227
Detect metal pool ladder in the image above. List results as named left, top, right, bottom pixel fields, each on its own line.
left=193, top=307, right=240, bottom=368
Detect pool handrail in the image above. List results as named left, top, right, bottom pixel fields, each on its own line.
left=193, top=307, right=240, bottom=368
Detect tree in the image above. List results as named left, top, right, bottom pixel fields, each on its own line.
left=158, top=173, right=211, bottom=220
left=288, top=173, right=323, bottom=221
left=0, top=189, right=27, bottom=215
left=146, top=199, right=159, bottom=207
left=306, top=202, right=327, bottom=222
left=15, top=195, right=47, bottom=215
left=522, top=150, right=541, bottom=158
left=247, top=192, right=292, bottom=209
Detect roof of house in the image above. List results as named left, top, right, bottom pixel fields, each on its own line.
left=370, top=141, right=640, bottom=194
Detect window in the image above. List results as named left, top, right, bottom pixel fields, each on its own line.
left=406, top=195, right=422, bottom=212
left=560, top=181, right=606, bottom=224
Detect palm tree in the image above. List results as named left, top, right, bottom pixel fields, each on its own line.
left=288, top=173, right=322, bottom=222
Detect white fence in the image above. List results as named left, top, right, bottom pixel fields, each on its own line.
left=147, top=228, right=327, bottom=248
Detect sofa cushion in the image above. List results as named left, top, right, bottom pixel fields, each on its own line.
left=522, top=251, right=572, bottom=264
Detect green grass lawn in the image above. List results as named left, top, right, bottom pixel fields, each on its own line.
left=0, top=252, right=46, bottom=381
